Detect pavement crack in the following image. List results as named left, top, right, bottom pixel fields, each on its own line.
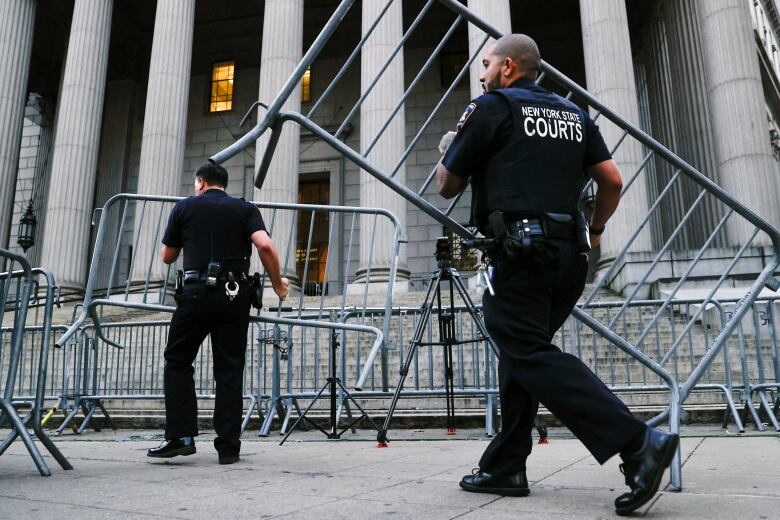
left=532, top=453, right=591, bottom=484
left=679, top=436, right=705, bottom=469
left=447, top=496, right=503, bottom=520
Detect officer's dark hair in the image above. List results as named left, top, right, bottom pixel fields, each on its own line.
left=492, top=34, right=541, bottom=79
left=195, top=162, right=228, bottom=188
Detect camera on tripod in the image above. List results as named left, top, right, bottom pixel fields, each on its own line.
left=435, top=237, right=452, bottom=267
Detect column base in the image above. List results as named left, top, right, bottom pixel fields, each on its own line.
left=349, top=265, right=410, bottom=295
left=595, top=245, right=775, bottom=300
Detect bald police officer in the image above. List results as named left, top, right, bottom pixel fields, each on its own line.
left=437, top=35, right=678, bottom=515
left=148, top=162, right=289, bottom=465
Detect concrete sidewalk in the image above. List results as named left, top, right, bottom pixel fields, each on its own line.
left=1, top=426, right=778, bottom=519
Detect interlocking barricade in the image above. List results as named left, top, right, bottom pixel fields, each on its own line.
left=55, top=194, right=395, bottom=433
left=0, top=256, right=71, bottom=476
left=713, top=296, right=780, bottom=432
left=345, top=299, right=764, bottom=435
left=56, top=316, right=383, bottom=437
left=208, top=0, right=780, bottom=489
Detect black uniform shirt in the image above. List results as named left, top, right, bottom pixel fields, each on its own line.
left=442, top=78, right=612, bottom=226
left=161, top=189, right=267, bottom=272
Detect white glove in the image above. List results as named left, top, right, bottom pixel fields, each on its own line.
left=438, top=131, right=457, bottom=155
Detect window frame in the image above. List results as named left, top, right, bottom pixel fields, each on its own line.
left=207, top=59, right=236, bottom=114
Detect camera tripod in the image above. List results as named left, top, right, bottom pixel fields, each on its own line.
left=280, top=327, right=380, bottom=445
left=376, top=237, right=549, bottom=445
left=376, top=237, right=499, bottom=444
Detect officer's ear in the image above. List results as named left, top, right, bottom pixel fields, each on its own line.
left=503, top=57, right=516, bottom=77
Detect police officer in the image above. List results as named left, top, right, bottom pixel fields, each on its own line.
left=147, top=162, right=289, bottom=464
left=437, top=34, right=678, bottom=515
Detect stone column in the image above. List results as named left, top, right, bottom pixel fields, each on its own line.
left=580, top=0, right=652, bottom=260
left=467, top=0, right=512, bottom=99
left=132, top=0, right=195, bottom=281
left=93, top=80, right=136, bottom=290
left=39, top=0, right=112, bottom=290
left=642, top=12, right=684, bottom=249
left=253, top=0, right=303, bottom=278
left=697, top=0, right=780, bottom=241
left=359, top=0, right=407, bottom=282
left=662, top=0, right=724, bottom=248
left=0, top=0, right=36, bottom=249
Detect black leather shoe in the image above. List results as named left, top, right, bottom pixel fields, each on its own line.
left=460, top=469, right=530, bottom=497
left=147, top=437, right=196, bottom=458
left=218, top=453, right=240, bottom=465
left=614, top=427, right=679, bottom=515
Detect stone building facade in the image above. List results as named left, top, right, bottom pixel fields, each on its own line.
left=2, top=0, right=780, bottom=295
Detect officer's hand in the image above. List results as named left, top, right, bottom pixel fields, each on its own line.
left=275, top=277, right=290, bottom=301
left=438, top=131, right=457, bottom=155
left=590, top=233, right=601, bottom=249
left=274, top=277, right=290, bottom=301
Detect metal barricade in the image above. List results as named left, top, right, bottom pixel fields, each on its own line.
left=0, top=256, right=71, bottom=475
left=208, top=0, right=780, bottom=489
left=345, top=299, right=748, bottom=434
left=57, top=194, right=400, bottom=358
left=56, top=315, right=383, bottom=438
left=712, top=296, right=780, bottom=431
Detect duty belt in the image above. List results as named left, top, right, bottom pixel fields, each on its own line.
left=502, top=214, right=577, bottom=241
left=183, top=270, right=248, bottom=283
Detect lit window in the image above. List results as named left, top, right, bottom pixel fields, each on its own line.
left=301, top=67, right=311, bottom=103
left=209, top=61, right=234, bottom=112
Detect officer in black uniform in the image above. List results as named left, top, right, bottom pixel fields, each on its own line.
left=147, top=162, right=289, bottom=464
left=437, top=34, right=678, bottom=515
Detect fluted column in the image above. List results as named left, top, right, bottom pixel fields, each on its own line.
left=137, top=0, right=194, bottom=197
left=0, top=0, right=36, bottom=249
left=40, top=0, right=112, bottom=289
left=580, top=0, right=652, bottom=260
left=359, top=0, right=407, bottom=281
left=697, top=0, right=780, bottom=241
left=254, top=0, right=303, bottom=278
left=663, top=0, right=724, bottom=247
left=132, top=0, right=195, bottom=281
left=467, top=0, right=512, bottom=98
left=642, top=12, right=684, bottom=249
left=93, top=81, right=135, bottom=290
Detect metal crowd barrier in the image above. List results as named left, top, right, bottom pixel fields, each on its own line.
left=55, top=315, right=382, bottom=438
left=52, top=193, right=398, bottom=434
left=52, top=294, right=779, bottom=441
left=714, top=296, right=780, bottom=432
left=344, top=298, right=762, bottom=435
left=56, top=194, right=400, bottom=359
left=0, top=257, right=71, bottom=476
left=208, top=0, right=780, bottom=489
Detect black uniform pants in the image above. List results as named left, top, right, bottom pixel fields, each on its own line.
left=478, top=239, right=646, bottom=477
left=163, top=281, right=251, bottom=454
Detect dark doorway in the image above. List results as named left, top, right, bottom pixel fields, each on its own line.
left=297, top=175, right=330, bottom=295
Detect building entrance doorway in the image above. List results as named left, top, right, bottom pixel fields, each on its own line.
left=297, top=174, right=330, bottom=295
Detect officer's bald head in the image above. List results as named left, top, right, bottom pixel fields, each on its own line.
left=490, top=34, right=541, bottom=79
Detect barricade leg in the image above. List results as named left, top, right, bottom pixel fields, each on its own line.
left=0, top=399, right=51, bottom=476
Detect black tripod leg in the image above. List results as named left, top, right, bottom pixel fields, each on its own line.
left=340, top=394, right=357, bottom=434
left=280, top=383, right=330, bottom=445
left=534, top=416, right=549, bottom=444
left=336, top=380, right=381, bottom=434
left=450, top=274, right=499, bottom=357
left=378, top=272, right=442, bottom=444
left=443, top=277, right=457, bottom=434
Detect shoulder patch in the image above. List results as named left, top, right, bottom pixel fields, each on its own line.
left=456, top=102, right=477, bottom=132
